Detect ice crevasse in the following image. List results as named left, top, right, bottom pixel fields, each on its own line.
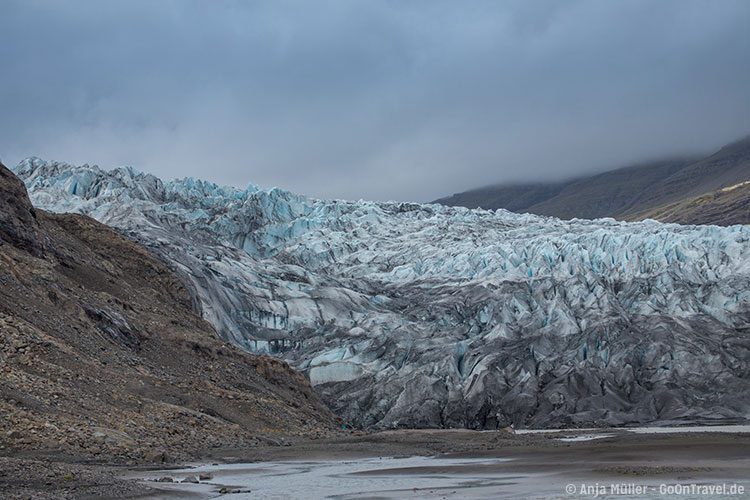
left=14, top=157, right=750, bottom=429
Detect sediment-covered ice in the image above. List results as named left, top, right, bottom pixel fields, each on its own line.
left=15, top=157, right=750, bottom=429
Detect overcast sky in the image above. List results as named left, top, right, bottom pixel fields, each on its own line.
left=1, top=1, right=750, bottom=201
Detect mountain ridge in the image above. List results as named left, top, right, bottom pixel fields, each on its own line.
left=436, top=135, right=750, bottom=225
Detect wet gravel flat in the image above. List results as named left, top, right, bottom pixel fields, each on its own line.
left=132, top=428, right=750, bottom=499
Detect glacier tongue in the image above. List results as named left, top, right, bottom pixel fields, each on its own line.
left=15, top=157, right=750, bottom=429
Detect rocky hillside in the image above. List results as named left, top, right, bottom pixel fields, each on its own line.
left=16, top=158, right=750, bottom=430
left=0, top=162, right=335, bottom=465
left=620, top=136, right=750, bottom=219
left=436, top=135, right=750, bottom=225
left=628, top=181, right=750, bottom=226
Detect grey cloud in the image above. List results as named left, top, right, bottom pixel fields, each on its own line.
left=1, top=0, right=749, bottom=201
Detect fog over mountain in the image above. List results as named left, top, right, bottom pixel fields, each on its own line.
left=2, top=0, right=750, bottom=201
left=436, top=135, right=750, bottom=225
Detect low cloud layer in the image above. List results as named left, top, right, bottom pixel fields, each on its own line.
left=2, top=0, right=750, bottom=201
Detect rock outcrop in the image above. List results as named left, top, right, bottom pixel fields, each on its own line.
left=0, top=163, right=45, bottom=256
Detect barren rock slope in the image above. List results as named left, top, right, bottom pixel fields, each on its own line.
left=0, top=162, right=335, bottom=464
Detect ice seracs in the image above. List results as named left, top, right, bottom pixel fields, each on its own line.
left=15, top=158, right=750, bottom=429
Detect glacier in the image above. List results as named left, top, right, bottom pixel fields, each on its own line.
left=14, top=157, right=750, bottom=429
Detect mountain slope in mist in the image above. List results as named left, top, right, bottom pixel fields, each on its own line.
left=436, top=136, right=750, bottom=225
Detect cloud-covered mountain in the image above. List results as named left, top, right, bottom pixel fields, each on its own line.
left=436, top=136, right=750, bottom=226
